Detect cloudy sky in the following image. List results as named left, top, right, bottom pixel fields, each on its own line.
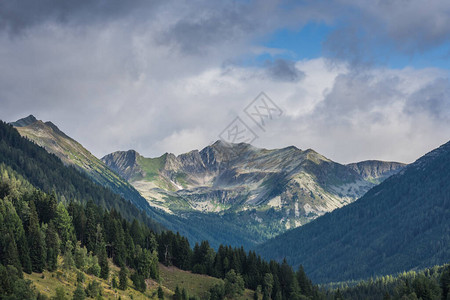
left=1, top=0, right=450, bottom=163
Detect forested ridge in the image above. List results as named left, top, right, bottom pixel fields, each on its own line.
left=0, top=120, right=163, bottom=233
left=257, top=140, right=450, bottom=283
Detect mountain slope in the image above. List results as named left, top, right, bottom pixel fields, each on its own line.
left=103, top=141, right=403, bottom=241
left=0, top=119, right=162, bottom=232
left=347, top=160, right=406, bottom=184
left=6, top=117, right=257, bottom=248
left=11, top=115, right=145, bottom=206
left=256, top=141, right=450, bottom=283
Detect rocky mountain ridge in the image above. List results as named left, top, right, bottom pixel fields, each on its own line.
left=102, top=140, right=405, bottom=235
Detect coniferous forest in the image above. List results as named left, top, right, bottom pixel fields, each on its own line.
left=0, top=120, right=322, bottom=299
left=1, top=160, right=450, bottom=300
left=1, top=119, right=449, bottom=299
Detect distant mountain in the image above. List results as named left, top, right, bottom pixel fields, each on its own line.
left=11, top=115, right=146, bottom=207
left=10, top=114, right=38, bottom=127
left=103, top=141, right=403, bottom=241
left=347, top=160, right=406, bottom=184
left=256, top=141, right=450, bottom=283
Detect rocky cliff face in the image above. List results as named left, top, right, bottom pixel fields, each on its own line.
left=102, top=140, right=402, bottom=237
left=101, top=150, right=143, bottom=181
left=347, top=160, right=406, bottom=183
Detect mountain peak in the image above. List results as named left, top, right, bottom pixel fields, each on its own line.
left=10, top=115, right=38, bottom=127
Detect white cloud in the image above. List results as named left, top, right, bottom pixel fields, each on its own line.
left=1, top=0, right=450, bottom=165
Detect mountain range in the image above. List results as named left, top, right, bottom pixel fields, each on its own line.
left=11, top=115, right=406, bottom=246
left=4, top=115, right=450, bottom=287
left=102, top=141, right=405, bottom=240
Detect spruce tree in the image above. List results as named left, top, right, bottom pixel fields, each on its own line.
left=72, top=283, right=86, bottom=300
left=119, top=265, right=128, bottom=290
left=28, top=200, right=45, bottom=273
left=98, top=244, right=109, bottom=280
left=46, top=221, right=60, bottom=271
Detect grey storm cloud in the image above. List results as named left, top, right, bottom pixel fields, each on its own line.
left=323, top=0, right=450, bottom=64
left=1, top=0, right=450, bottom=164
left=157, top=3, right=256, bottom=55
left=0, top=0, right=165, bottom=33
left=405, top=78, right=450, bottom=120
left=1, top=0, right=450, bottom=58
left=264, top=59, right=305, bottom=82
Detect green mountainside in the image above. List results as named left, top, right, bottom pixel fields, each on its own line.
left=12, top=115, right=146, bottom=209
left=0, top=119, right=162, bottom=232
left=257, top=140, right=450, bottom=283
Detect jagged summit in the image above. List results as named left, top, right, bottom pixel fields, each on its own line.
left=101, top=140, right=403, bottom=239
left=10, top=114, right=37, bottom=127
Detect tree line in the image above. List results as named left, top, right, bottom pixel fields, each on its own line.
left=324, top=264, right=450, bottom=300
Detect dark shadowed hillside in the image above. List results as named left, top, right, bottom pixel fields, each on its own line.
left=257, top=141, right=450, bottom=283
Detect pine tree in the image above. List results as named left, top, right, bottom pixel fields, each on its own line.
left=28, top=200, right=45, bottom=273
left=53, top=286, right=68, bottom=300
left=2, top=232, right=22, bottom=273
left=74, top=242, right=87, bottom=271
left=119, top=265, right=128, bottom=290
left=55, top=202, right=74, bottom=253
left=98, top=244, right=109, bottom=280
left=72, top=283, right=86, bottom=300
left=441, top=266, right=450, bottom=300
left=46, top=221, right=60, bottom=271
left=84, top=202, right=97, bottom=253
left=63, top=240, right=75, bottom=270
left=224, top=269, right=245, bottom=298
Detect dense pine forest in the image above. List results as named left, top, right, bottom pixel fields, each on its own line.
left=0, top=121, right=322, bottom=299
left=325, top=264, right=450, bottom=300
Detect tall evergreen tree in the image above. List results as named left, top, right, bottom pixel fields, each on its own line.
left=441, top=266, right=450, bottom=300
left=119, top=265, right=128, bottom=291
left=54, top=202, right=74, bottom=253
left=28, top=200, right=45, bottom=272
left=98, top=243, right=109, bottom=280
left=72, top=283, right=86, bottom=300
left=46, top=221, right=60, bottom=271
